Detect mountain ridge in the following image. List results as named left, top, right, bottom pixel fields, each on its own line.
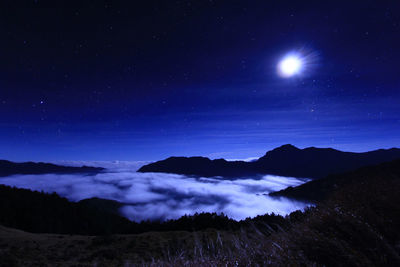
left=138, top=144, right=400, bottom=179
left=0, top=159, right=104, bottom=177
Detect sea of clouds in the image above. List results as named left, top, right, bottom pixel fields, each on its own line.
left=0, top=161, right=311, bottom=222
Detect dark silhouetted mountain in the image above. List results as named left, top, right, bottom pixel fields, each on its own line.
left=254, top=144, right=400, bottom=178
left=138, top=144, right=400, bottom=179
left=0, top=160, right=104, bottom=177
left=138, top=156, right=255, bottom=178
left=270, top=159, right=400, bottom=202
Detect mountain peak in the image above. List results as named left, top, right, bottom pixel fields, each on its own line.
left=257, top=144, right=301, bottom=161
left=274, top=144, right=300, bottom=151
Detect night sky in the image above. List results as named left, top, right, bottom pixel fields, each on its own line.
left=1, top=1, right=399, bottom=161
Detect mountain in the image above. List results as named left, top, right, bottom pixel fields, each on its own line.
left=0, top=160, right=104, bottom=177
left=138, top=156, right=255, bottom=178
left=254, top=144, right=400, bottom=178
left=269, top=158, right=400, bottom=202
left=138, top=144, right=400, bottom=179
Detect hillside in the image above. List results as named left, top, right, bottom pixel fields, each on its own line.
left=138, top=144, right=400, bottom=179
left=270, top=159, right=400, bottom=202
left=0, top=185, right=133, bottom=235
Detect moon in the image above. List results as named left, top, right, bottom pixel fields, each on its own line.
left=277, top=55, right=303, bottom=78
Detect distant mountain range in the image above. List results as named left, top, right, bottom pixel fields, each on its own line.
left=0, top=160, right=103, bottom=177
left=138, top=144, right=400, bottom=179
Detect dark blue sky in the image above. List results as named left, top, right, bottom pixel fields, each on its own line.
left=1, top=0, right=399, bottom=161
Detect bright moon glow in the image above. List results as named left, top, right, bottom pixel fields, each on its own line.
left=278, top=55, right=302, bottom=77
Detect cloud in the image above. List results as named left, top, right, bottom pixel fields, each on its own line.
left=0, top=161, right=311, bottom=222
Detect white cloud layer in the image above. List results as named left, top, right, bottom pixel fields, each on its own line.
left=0, top=161, right=311, bottom=222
